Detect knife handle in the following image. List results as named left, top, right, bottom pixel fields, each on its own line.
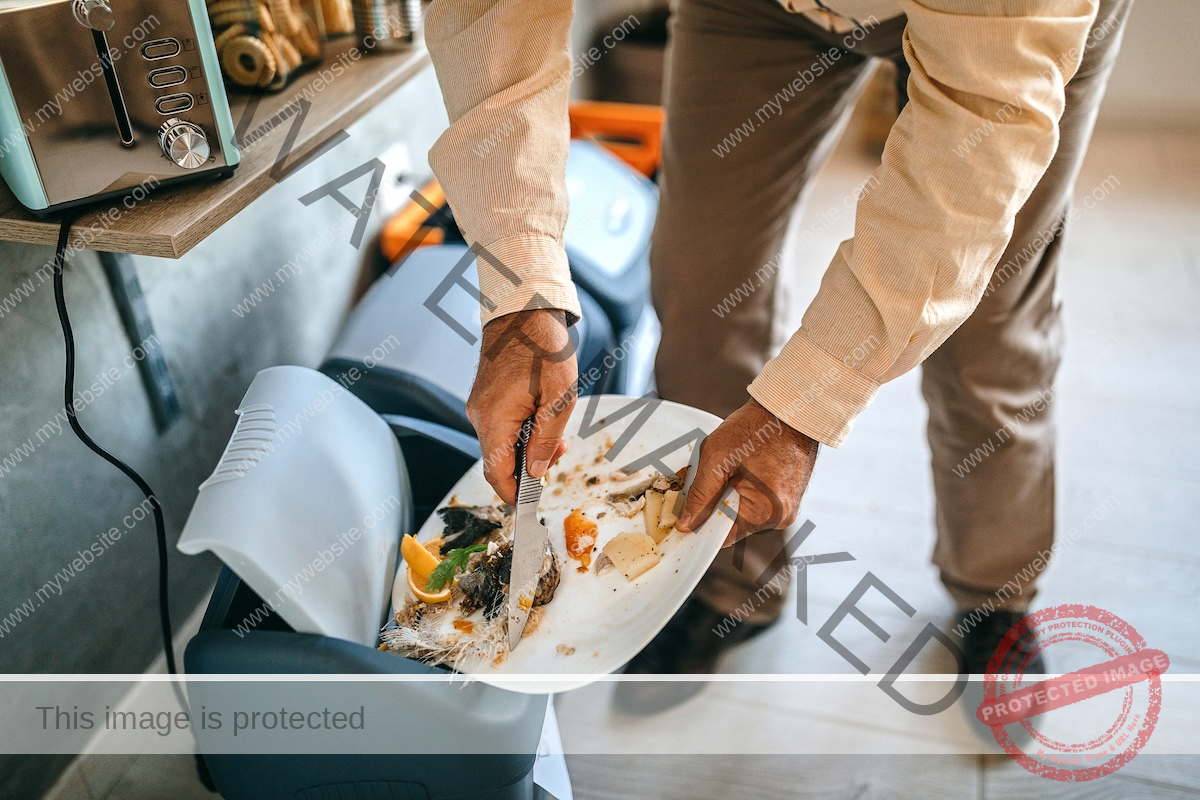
left=514, top=414, right=539, bottom=505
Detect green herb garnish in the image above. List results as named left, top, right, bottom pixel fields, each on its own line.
left=425, top=543, right=488, bottom=592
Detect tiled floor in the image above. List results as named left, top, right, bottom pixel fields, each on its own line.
left=43, top=127, right=1200, bottom=799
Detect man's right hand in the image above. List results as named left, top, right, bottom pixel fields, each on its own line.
left=467, top=308, right=578, bottom=505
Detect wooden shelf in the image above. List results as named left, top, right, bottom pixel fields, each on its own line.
left=0, top=37, right=430, bottom=259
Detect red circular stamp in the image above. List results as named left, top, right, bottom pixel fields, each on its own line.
left=975, top=604, right=1168, bottom=781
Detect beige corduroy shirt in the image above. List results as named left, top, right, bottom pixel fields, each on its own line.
left=424, top=0, right=1098, bottom=447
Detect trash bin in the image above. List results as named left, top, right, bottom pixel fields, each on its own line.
left=179, top=366, right=555, bottom=800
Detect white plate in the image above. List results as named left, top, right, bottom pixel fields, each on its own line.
left=389, top=394, right=737, bottom=694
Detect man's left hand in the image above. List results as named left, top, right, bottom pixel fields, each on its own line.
left=676, top=399, right=819, bottom=546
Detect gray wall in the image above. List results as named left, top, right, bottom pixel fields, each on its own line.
left=0, top=66, right=447, bottom=798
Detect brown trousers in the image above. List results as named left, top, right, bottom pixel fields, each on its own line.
left=650, top=0, right=1132, bottom=622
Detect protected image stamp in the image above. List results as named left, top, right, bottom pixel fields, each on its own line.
left=976, top=604, right=1169, bottom=781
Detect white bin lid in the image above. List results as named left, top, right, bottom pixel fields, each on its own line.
left=178, top=366, right=407, bottom=646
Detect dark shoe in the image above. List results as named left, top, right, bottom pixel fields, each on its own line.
left=613, top=598, right=777, bottom=715
left=957, top=609, right=1046, bottom=676
left=955, top=609, right=1046, bottom=749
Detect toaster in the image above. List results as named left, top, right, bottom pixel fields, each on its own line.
left=0, top=0, right=239, bottom=215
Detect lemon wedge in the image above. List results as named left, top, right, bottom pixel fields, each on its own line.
left=401, top=534, right=440, bottom=580
left=407, top=566, right=451, bottom=604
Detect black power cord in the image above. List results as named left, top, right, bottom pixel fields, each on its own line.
left=52, top=215, right=176, bottom=674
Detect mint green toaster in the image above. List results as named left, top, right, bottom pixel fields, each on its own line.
left=0, top=0, right=239, bottom=215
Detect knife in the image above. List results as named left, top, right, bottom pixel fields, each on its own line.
left=507, top=414, right=549, bottom=651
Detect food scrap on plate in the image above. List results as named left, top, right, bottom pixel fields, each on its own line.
left=381, top=466, right=689, bottom=671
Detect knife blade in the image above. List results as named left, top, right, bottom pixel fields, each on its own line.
left=507, top=414, right=548, bottom=651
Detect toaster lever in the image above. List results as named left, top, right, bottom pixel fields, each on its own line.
left=72, top=0, right=115, bottom=31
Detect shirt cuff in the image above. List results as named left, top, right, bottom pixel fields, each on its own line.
left=747, top=332, right=881, bottom=448
left=474, top=233, right=582, bottom=329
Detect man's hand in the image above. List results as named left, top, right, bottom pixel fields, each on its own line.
left=467, top=308, right=578, bottom=505
left=676, top=399, right=819, bottom=546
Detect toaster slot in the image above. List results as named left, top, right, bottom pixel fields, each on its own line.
left=91, top=30, right=135, bottom=147
left=148, top=66, right=188, bottom=88
left=155, top=93, right=194, bottom=115
left=141, top=38, right=181, bottom=60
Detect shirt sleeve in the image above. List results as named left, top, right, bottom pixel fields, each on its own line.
left=748, top=0, right=1099, bottom=446
left=424, top=0, right=582, bottom=328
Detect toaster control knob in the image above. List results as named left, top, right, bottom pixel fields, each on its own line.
left=159, top=119, right=210, bottom=169
left=72, top=0, right=115, bottom=31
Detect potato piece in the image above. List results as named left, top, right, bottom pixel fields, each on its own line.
left=601, top=533, right=661, bottom=581
left=642, top=490, right=664, bottom=540
left=656, top=489, right=684, bottom=540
